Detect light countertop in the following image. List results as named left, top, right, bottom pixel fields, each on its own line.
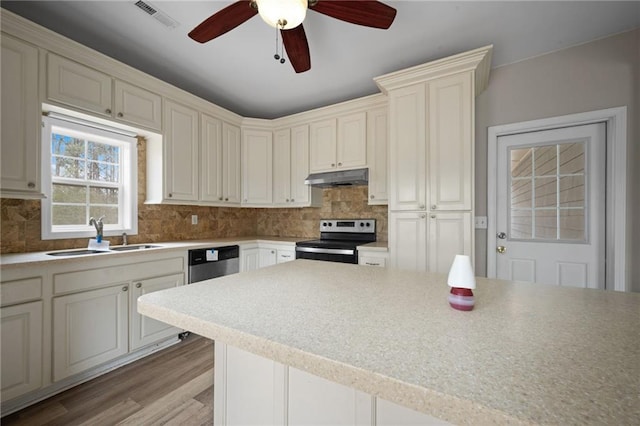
left=138, top=259, right=640, bottom=425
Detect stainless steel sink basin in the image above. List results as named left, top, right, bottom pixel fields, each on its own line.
left=47, top=249, right=109, bottom=256
left=110, top=244, right=161, bottom=251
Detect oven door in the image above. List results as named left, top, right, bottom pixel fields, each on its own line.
left=295, top=247, right=357, bottom=264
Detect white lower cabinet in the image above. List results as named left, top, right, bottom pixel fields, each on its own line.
left=259, top=247, right=277, bottom=268
left=1, top=301, right=43, bottom=402
left=276, top=249, right=295, bottom=264
left=130, top=273, right=184, bottom=350
left=359, top=254, right=387, bottom=268
left=241, top=244, right=296, bottom=271
left=428, top=212, right=472, bottom=273
left=389, top=212, right=428, bottom=272
left=53, top=284, right=129, bottom=381
left=215, top=342, right=448, bottom=426
left=240, top=247, right=260, bottom=272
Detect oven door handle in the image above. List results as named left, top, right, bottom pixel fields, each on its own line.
left=295, top=247, right=355, bottom=255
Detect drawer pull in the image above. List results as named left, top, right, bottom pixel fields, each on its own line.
left=122, top=286, right=128, bottom=292
left=136, top=282, right=142, bottom=288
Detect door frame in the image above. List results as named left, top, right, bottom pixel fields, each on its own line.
left=487, top=107, right=627, bottom=291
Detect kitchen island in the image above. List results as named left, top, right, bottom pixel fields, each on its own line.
left=137, top=259, right=640, bottom=425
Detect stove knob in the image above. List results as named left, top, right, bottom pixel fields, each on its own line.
left=366, top=222, right=371, bottom=227
left=328, top=223, right=332, bottom=227
left=322, top=222, right=327, bottom=227
left=360, top=222, right=365, bottom=227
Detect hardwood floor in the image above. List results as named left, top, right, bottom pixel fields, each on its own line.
left=2, top=334, right=214, bottom=426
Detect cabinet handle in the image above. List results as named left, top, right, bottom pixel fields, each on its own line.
left=338, top=162, right=342, bottom=166
left=419, top=204, right=425, bottom=210
left=168, top=193, right=173, bottom=198
left=365, top=262, right=379, bottom=266
left=225, top=198, right=229, bottom=201
left=420, top=214, right=426, bottom=219
left=431, top=215, right=436, bottom=219
left=27, top=182, right=35, bottom=188
left=291, top=198, right=294, bottom=202
left=122, top=286, right=128, bottom=292
left=243, top=199, right=247, bottom=202
left=431, top=205, right=437, bottom=210
left=218, top=197, right=223, bottom=201
left=136, top=282, right=142, bottom=288
left=271, top=250, right=275, bottom=254
left=331, top=163, right=336, bottom=167
left=285, top=199, right=289, bottom=202
left=105, top=108, right=112, bottom=114
left=117, top=112, right=124, bottom=118
left=370, top=195, right=374, bottom=199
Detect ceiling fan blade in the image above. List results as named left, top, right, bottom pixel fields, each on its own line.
left=310, top=1, right=396, bottom=29
left=282, top=25, right=311, bottom=73
left=189, top=1, right=258, bottom=43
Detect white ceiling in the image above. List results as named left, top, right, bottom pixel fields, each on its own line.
left=3, top=1, right=639, bottom=119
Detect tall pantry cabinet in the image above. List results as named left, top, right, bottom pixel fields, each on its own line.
left=375, top=46, right=493, bottom=273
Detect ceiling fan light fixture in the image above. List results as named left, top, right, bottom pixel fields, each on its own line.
left=256, top=0, right=307, bottom=30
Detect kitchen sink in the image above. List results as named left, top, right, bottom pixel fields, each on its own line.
left=47, top=249, right=109, bottom=256
left=110, top=244, right=161, bottom=251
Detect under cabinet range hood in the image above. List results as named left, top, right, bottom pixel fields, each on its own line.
left=304, top=168, right=368, bottom=188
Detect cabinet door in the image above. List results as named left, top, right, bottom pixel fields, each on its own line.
left=309, top=119, right=337, bottom=172
left=164, top=99, right=199, bottom=201
left=201, top=114, right=224, bottom=203
left=367, top=106, right=388, bottom=205
left=388, top=84, right=427, bottom=211
left=388, top=212, right=427, bottom=272
left=130, top=273, right=184, bottom=351
left=215, top=343, right=286, bottom=426
left=1, top=301, right=43, bottom=402
left=53, top=284, right=129, bottom=381
left=222, top=123, right=242, bottom=204
left=337, top=111, right=367, bottom=170
left=288, top=367, right=372, bottom=425
left=377, top=397, right=451, bottom=426
left=273, top=129, right=292, bottom=205
left=240, top=248, right=260, bottom=272
left=113, top=80, right=162, bottom=130
left=259, top=248, right=277, bottom=268
left=242, top=129, right=273, bottom=205
left=290, top=124, right=315, bottom=206
left=1, top=35, right=41, bottom=197
left=428, top=72, right=473, bottom=211
left=428, top=212, right=472, bottom=274
left=47, top=53, right=112, bottom=117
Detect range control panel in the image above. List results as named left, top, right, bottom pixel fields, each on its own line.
left=320, top=219, right=376, bottom=233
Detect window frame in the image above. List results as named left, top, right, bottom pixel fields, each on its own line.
left=41, top=115, right=138, bottom=240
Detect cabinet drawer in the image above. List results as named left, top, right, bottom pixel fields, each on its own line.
left=277, top=250, right=295, bottom=263
left=54, top=256, right=184, bottom=295
left=359, top=256, right=387, bottom=268
left=0, top=277, right=42, bottom=307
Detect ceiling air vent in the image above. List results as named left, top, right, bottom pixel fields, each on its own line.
left=134, top=0, right=180, bottom=30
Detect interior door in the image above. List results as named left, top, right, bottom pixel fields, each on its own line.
left=495, top=123, right=605, bottom=288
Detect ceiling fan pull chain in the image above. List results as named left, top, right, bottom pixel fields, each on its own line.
left=276, top=20, right=286, bottom=64
left=274, top=25, right=281, bottom=62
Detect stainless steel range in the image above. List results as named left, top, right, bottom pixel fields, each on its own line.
left=295, top=219, right=376, bottom=264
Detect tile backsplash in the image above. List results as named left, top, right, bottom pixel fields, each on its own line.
left=0, top=137, right=387, bottom=254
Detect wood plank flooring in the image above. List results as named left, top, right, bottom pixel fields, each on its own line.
left=2, top=334, right=214, bottom=426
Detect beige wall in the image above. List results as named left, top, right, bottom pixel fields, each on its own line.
left=474, top=28, right=639, bottom=291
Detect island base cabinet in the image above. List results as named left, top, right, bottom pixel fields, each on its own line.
left=214, top=342, right=449, bottom=426
left=130, top=273, right=183, bottom=351
left=1, top=301, right=43, bottom=402
left=53, top=285, right=129, bottom=382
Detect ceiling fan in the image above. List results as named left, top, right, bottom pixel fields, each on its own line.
left=188, top=0, right=397, bottom=73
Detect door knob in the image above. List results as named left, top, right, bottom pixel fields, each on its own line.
left=497, top=232, right=507, bottom=239
left=497, top=246, right=506, bottom=254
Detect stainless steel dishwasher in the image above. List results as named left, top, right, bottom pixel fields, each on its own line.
left=188, top=245, right=240, bottom=284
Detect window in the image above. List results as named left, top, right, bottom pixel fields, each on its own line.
left=41, top=115, right=137, bottom=240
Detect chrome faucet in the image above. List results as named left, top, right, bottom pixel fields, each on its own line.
left=89, top=216, right=105, bottom=243
left=122, top=232, right=128, bottom=246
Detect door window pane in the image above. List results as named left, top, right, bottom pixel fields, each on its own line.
left=508, top=141, right=586, bottom=242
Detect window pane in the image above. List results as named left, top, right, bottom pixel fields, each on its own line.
left=510, top=209, right=532, bottom=239
left=88, top=141, right=120, bottom=164
left=51, top=156, right=86, bottom=179
left=511, top=178, right=531, bottom=208
left=535, top=209, right=557, bottom=239
left=559, top=176, right=585, bottom=207
left=51, top=134, right=85, bottom=158
left=559, top=209, right=585, bottom=241
left=52, top=183, right=86, bottom=203
left=90, top=186, right=119, bottom=204
left=534, top=145, right=557, bottom=176
left=559, top=142, right=585, bottom=174
left=511, top=148, right=532, bottom=178
left=87, top=161, right=119, bottom=182
left=89, top=206, right=118, bottom=224
left=52, top=205, right=86, bottom=226
left=534, top=177, right=557, bottom=208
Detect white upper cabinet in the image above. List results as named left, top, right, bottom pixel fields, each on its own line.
left=388, top=83, right=427, bottom=211
left=367, top=106, right=388, bottom=205
left=242, top=128, right=273, bottom=206
left=163, top=99, right=199, bottom=202
left=222, top=122, right=242, bottom=205
left=273, top=125, right=321, bottom=207
left=47, top=53, right=112, bottom=117
left=201, top=114, right=242, bottom=205
left=309, top=112, right=367, bottom=173
left=113, top=80, right=162, bottom=130
left=1, top=34, right=42, bottom=199
left=47, top=53, right=162, bottom=131
left=428, top=72, right=473, bottom=211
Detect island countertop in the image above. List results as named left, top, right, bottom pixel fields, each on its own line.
left=137, top=260, right=640, bottom=425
